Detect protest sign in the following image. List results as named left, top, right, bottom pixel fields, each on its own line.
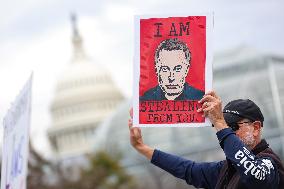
left=133, top=14, right=213, bottom=127
left=1, top=75, right=32, bottom=189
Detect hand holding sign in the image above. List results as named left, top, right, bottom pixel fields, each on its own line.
left=198, top=91, right=228, bottom=131
left=128, top=108, right=143, bottom=148
left=128, top=108, right=154, bottom=160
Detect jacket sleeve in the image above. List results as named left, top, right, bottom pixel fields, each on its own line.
left=217, top=128, right=280, bottom=189
left=151, top=149, right=224, bottom=189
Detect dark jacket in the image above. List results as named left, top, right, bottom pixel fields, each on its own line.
left=140, top=82, right=204, bottom=101
left=151, top=128, right=284, bottom=189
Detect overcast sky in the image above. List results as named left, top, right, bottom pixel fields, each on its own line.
left=0, top=0, right=283, bottom=157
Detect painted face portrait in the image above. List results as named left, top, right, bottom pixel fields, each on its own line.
left=137, top=16, right=210, bottom=125
left=139, top=37, right=205, bottom=102
left=153, top=38, right=191, bottom=100
left=155, top=49, right=190, bottom=99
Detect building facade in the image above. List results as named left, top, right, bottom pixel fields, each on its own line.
left=47, top=15, right=124, bottom=159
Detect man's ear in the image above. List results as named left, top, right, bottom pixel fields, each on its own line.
left=253, top=121, right=261, bottom=137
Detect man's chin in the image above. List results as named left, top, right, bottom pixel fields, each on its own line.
left=160, top=86, right=183, bottom=97
left=165, top=91, right=182, bottom=97
left=240, top=136, right=255, bottom=149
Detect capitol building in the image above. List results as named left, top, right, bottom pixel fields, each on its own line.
left=47, top=16, right=124, bottom=159
left=47, top=17, right=284, bottom=189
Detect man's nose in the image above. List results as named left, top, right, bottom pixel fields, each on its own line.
left=168, top=71, right=175, bottom=83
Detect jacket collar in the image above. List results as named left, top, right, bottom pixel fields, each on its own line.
left=252, top=139, right=269, bottom=155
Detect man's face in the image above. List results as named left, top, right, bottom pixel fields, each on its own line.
left=155, top=49, right=190, bottom=98
left=234, top=118, right=259, bottom=149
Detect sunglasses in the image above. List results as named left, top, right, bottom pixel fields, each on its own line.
left=227, top=121, right=252, bottom=131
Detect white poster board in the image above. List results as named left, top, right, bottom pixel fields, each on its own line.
left=1, top=75, right=32, bottom=189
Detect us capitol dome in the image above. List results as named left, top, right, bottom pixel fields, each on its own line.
left=47, top=15, right=124, bottom=159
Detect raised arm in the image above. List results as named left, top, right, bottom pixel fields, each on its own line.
left=128, top=107, right=224, bottom=189
left=128, top=108, right=154, bottom=160
left=198, top=91, right=280, bottom=189
left=217, top=128, right=279, bottom=189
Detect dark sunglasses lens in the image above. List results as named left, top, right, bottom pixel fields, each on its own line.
left=229, top=122, right=239, bottom=131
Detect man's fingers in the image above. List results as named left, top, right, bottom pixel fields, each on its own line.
left=199, top=95, right=215, bottom=104
left=205, top=90, right=214, bottom=95
left=197, top=101, right=214, bottom=113
left=128, top=119, right=133, bottom=128
left=202, top=106, right=212, bottom=113
left=197, top=101, right=209, bottom=112
left=138, top=127, right=142, bottom=135
left=133, top=128, right=141, bottom=138
left=129, top=107, right=133, bottom=118
left=129, top=119, right=137, bottom=135
left=205, top=90, right=221, bottom=100
left=128, top=108, right=134, bottom=132
left=205, top=90, right=217, bottom=97
left=202, top=106, right=212, bottom=117
left=128, top=118, right=142, bottom=137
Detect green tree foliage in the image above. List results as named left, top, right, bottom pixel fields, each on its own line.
left=64, top=152, right=136, bottom=189
left=27, top=145, right=136, bottom=189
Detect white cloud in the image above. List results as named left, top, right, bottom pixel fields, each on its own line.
left=104, top=3, right=134, bottom=22
left=0, top=0, right=57, bottom=30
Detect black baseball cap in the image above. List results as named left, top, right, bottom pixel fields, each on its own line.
left=223, top=99, right=264, bottom=126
